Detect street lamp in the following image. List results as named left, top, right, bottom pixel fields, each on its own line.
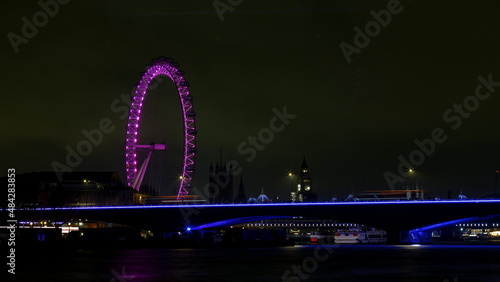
left=287, top=171, right=296, bottom=202
left=408, top=169, right=416, bottom=190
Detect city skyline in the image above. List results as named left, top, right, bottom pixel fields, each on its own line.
left=3, top=1, right=500, bottom=201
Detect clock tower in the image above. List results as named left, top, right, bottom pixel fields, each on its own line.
left=296, top=157, right=317, bottom=202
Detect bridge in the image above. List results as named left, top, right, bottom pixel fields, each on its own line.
left=9, top=199, right=500, bottom=243
left=7, top=58, right=499, bottom=244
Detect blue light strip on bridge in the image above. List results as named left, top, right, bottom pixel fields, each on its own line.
left=190, top=216, right=293, bottom=230
left=409, top=215, right=500, bottom=233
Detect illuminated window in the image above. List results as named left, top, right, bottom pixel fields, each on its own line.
left=306, top=186, right=311, bottom=191
left=297, top=184, right=301, bottom=191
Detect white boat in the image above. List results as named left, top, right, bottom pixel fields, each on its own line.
left=334, top=230, right=361, bottom=244
left=310, top=231, right=334, bottom=244
left=334, top=229, right=387, bottom=244
left=357, top=230, right=387, bottom=244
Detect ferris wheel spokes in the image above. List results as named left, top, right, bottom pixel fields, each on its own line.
left=131, top=143, right=167, bottom=191
left=125, top=57, right=197, bottom=199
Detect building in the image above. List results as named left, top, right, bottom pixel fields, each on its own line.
left=0, top=171, right=135, bottom=207
left=208, top=162, right=234, bottom=204
left=247, top=188, right=270, bottom=204
left=234, top=175, right=247, bottom=204
left=256, top=188, right=271, bottom=203
left=294, top=158, right=318, bottom=202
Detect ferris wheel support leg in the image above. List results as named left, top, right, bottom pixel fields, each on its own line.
left=132, top=143, right=167, bottom=191
left=132, top=149, right=153, bottom=191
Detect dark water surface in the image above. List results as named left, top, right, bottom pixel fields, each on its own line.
left=12, top=245, right=500, bottom=281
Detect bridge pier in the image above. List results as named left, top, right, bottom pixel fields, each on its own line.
left=437, top=226, right=462, bottom=241
left=387, top=229, right=433, bottom=244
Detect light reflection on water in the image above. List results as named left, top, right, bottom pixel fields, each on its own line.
left=16, top=245, right=500, bottom=281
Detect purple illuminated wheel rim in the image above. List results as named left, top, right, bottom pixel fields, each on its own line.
left=125, top=57, right=196, bottom=199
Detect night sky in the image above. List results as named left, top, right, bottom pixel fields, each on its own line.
left=2, top=1, right=500, bottom=201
